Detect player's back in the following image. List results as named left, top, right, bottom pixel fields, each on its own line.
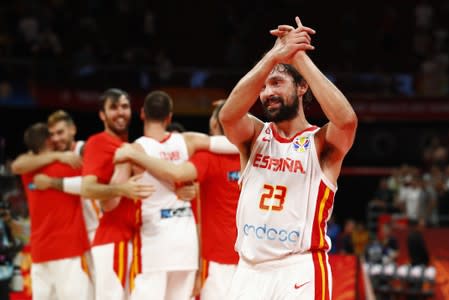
left=135, top=132, right=198, bottom=272
left=135, top=132, right=191, bottom=234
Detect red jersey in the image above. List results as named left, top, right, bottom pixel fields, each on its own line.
left=190, top=151, right=240, bottom=264
left=83, top=131, right=138, bottom=246
left=82, top=132, right=124, bottom=183
left=22, top=162, right=89, bottom=263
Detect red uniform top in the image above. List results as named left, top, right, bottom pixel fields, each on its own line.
left=189, top=151, right=240, bottom=264
left=83, top=131, right=138, bottom=246
left=22, top=163, right=89, bottom=263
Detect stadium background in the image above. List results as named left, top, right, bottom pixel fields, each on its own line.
left=0, top=0, right=449, bottom=299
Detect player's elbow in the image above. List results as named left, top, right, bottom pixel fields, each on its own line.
left=10, top=161, right=24, bottom=175
left=218, top=107, right=233, bottom=129
left=341, top=111, right=358, bottom=133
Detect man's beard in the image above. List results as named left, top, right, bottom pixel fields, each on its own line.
left=263, top=94, right=299, bottom=122
left=105, top=118, right=129, bottom=136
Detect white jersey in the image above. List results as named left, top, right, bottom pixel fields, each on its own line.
left=135, top=133, right=198, bottom=271
left=236, top=123, right=337, bottom=264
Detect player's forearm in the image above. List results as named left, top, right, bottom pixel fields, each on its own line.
left=11, top=152, right=59, bottom=174
left=292, top=53, right=357, bottom=130
left=131, top=152, right=196, bottom=182
left=81, top=181, right=126, bottom=201
left=221, top=51, right=279, bottom=124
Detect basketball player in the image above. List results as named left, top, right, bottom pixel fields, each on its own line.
left=114, top=100, right=240, bottom=300
left=80, top=88, right=154, bottom=300
left=19, top=122, right=92, bottom=300
left=110, top=91, right=238, bottom=300
left=11, top=110, right=99, bottom=241
left=220, top=17, right=357, bottom=299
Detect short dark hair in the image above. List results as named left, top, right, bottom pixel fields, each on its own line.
left=274, top=63, right=313, bottom=108
left=211, top=99, right=226, bottom=134
left=143, top=90, right=173, bottom=121
left=24, top=122, right=50, bottom=154
left=99, top=88, right=130, bottom=111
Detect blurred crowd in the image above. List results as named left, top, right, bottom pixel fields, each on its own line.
left=0, top=0, right=448, bottom=94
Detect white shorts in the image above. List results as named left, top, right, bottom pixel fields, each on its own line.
left=228, top=252, right=332, bottom=300
left=31, top=253, right=93, bottom=300
left=201, top=261, right=237, bottom=300
left=130, top=270, right=196, bottom=300
left=92, top=241, right=133, bottom=300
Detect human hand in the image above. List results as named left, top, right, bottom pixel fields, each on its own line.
left=175, top=182, right=197, bottom=201
left=33, top=174, right=53, bottom=190
left=57, top=152, right=82, bottom=169
left=121, top=174, right=155, bottom=200
left=269, top=16, right=315, bottom=63
left=114, top=143, right=134, bottom=163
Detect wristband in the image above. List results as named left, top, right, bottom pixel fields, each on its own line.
left=62, top=176, right=82, bottom=195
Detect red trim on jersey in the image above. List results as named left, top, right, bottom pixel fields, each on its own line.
left=130, top=202, right=143, bottom=291
left=270, top=123, right=318, bottom=143
left=159, top=132, right=172, bottom=144
left=312, top=251, right=331, bottom=300
left=201, top=259, right=209, bottom=285
left=80, top=254, right=91, bottom=279
left=113, top=241, right=128, bottom=288
left=310, top=181, right=335, bottom=251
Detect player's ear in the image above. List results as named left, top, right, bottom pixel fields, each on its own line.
left=99, top=110, right=106, bottom=122
left=297, top=80, right=309, bottom=97
left=167, top=113, right=173, bottom=124
left=140, top=107, right=145, bottom=121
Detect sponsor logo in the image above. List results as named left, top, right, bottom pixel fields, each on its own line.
left=243, top=223, right=300, bottom=243
left=262, top=127, right=272, bottom=142
left=253, top=153, right=305, bottom=174
left=294, top=281, right=310, bottom=289
left=227, top=170, right=240, bottom=182
left=293, top=136, right=310, bottom=153
left=160, top=151, right=180, bottom=161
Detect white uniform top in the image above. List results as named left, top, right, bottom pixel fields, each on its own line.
left=236, top=123, right=337, bottom=264
left=135, top=133, right=198, bottom=271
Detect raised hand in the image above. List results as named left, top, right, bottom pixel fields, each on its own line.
left=269, top=16, right=315, bottom=63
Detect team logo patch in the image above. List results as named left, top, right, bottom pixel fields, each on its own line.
left=293, top=136, right=310, bottom=153
left=227, top=170, right=240, bottom=182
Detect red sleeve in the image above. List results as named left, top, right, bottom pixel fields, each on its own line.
left=189, top=150, right=211, bottom=183
left=82, top=134, right=120, bottom=184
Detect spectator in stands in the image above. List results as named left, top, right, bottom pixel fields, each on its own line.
left=0, top=197, right=22, bottom=300
left=369, top=177, right=395, bottom=213
left=421, top=173, right=438, bottom=226
left=407, top=219, right=429, bottom=266
left=327, top=215, right=341, bottom=254
left=352, top=222, right=370, bottom=256
left=395, top=174, right=424, bottom=222
left=379, top=223, right=398, bottom=264
left=339, top=219, right=355, bottom=254
left=435, top=176, right=449, bottom=226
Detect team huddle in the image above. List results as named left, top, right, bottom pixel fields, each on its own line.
left=12, top=17, right=357, bottom=300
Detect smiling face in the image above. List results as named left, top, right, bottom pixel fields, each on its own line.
left=49, top=120, right=76, bottom=151
left=100, top=95, right=132, bottom=136
left=260, top=68, right=300, bottom=122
